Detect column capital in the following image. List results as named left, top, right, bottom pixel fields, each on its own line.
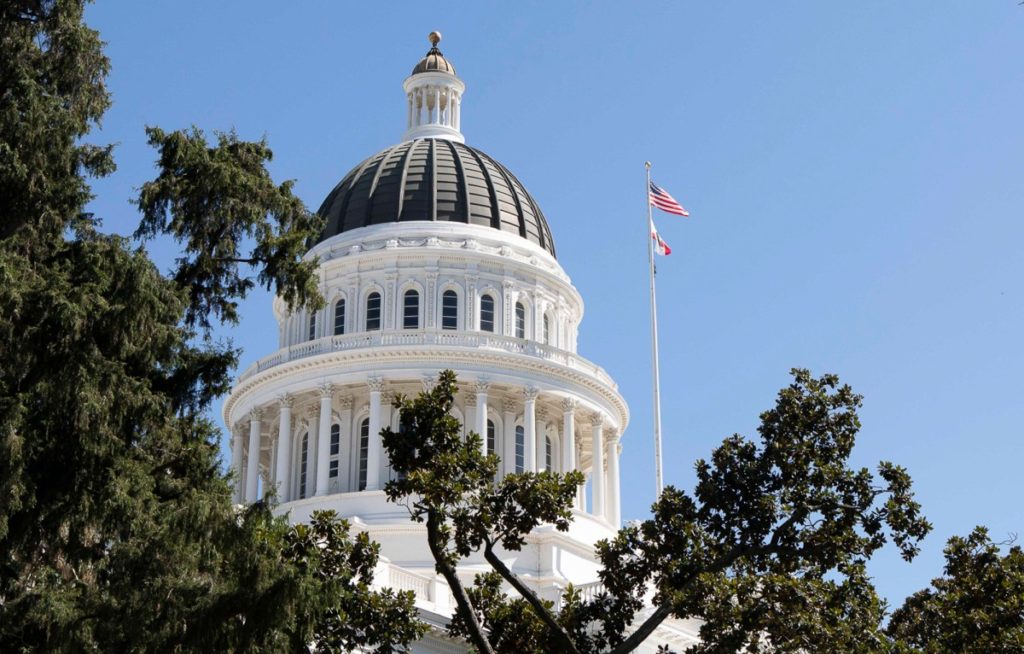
left=606, top=428, right=620, bottom=443
left=249, top=407, right=264, bottom=421
left=589, top=412, right=605, bottom=427
left=277, top=394, right=294, bottom=409
left=474, top=379, right=491, bottom=394
left=523, top=386, right=540, bottom=402
left=317, top=382, right=334, bottom=399
left=561, top=397, right=579, bottom=413
left=336, top=395, right=353, bottom=411
left=464, top=394, right=477, bottom=408
left=367, top=376, right=386, bottom=393
left=421, top=373, right=438, bottom=393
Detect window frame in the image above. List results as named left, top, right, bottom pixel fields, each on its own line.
left=403, top=289, right=420, bottom=329
left=441, top=289, right=459, bottom=330
left=329, top=424, right=340, bottom=479
left=333, top=298, right=346, bottom=336
left=358, top=418, right=370, bottom=491
left=365, top=291, right=382, bottom=331
left=480, top=293, right=496, bottom=333
left=514, top=425, right=525, bottom=473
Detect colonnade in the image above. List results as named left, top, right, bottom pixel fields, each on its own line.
left=231, top=377, right=622, bottom=526
left=407, top=84, right=460, bottom=131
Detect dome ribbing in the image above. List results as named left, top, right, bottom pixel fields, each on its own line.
left=315, top=138, right=556, bottom=257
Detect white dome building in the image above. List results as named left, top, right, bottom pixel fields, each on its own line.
left=224, top=33, right=699, bottom=652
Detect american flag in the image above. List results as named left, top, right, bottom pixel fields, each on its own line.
left=649, top=181, right=689, bottom=217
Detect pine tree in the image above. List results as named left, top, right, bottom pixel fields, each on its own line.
left=0, top=2, right=422, bottom=650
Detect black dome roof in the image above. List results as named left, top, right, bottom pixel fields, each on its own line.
left=315, top=139, right=556, bottom=257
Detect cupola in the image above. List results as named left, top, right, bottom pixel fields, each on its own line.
left=402, top=31, right=465, bottom=143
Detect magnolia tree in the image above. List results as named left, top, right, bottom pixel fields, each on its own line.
left=382, top=370, right=933, bottom=654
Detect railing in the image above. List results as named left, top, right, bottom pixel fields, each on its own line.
left=237, top=329, right=617, bottom=389
left=574, top=580, right=606, bottom=604
left=386, top=565, right=433, bottom=601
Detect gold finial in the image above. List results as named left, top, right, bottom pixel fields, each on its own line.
left=428, top=31, right=442, bottom=47
left=645, top=161, right=652, bottom=170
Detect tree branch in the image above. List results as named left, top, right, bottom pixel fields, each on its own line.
left=482, top=540, right=580, bottom=654
left=426, top=511, right=495, bottom=654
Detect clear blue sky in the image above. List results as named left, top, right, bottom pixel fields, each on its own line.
left=84, top=2, right=1023, bottom=611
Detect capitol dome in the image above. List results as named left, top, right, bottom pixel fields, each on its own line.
left=223, top=31, right=698, bottom=653
left=315, top=139, right=556, bottom=256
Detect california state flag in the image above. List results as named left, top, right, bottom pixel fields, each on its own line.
left=650, top=218, right=671, bottom=256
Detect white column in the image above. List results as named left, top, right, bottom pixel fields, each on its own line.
left=336, top=396, right=352, bottom=490
left=607, top=430, right=621, bottom=527
left=245, top=408, right=263, bottom=502
left=407, top=94, right=413, bottom=130
left=536, top=410, right=548, bottom=472
left=304, top=406, right=318, bottom=500
left=561, top=398, right=577, bottom=475
left=590, top=413, right=606, bottom=520
left=454, top=92, right=460, bottom=130
left=315, top=383, right=333, bottom=496
left=231, top=424, right=245, bottom=503
left=503, top=404, right=517, bottom=478
left=366, top=377, right=384, bottom=490
left=275, top=395, right=293, bottom=502
left=576, top=441, right=585, bottom=509
left=464, top=394, right=476, bottom=442
left=434, top=86, right=441, bottom=124
left=475, top=380, right=490, bottom=456
left=523, top=388, right=538, bottom=473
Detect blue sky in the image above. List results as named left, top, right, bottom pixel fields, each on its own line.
left=84, top=2, right=1023, bottom=611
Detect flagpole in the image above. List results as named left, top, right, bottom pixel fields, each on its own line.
left=645, top=161, right=664, bottom=498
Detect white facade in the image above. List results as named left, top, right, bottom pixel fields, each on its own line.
left=224, top=34, right=700, bottom=653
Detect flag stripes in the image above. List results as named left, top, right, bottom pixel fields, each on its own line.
left=649, top=181, right=689, bottom=217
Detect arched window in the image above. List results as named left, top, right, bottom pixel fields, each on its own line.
left=329, top=424, right=340, bottom=479
left=333, top=298, right=346, bottom=336
left=358, top=418, right=370, bottom=491
left=480, top=294, right=495, bottom=332
left=514, top=425, right=525, bottom=473
left=543, top=314, right=550, bottom=345
left=515, top=302, right=525, bottom=339
left=308, top=311, right=317, bottom=341
left=545, top=434, right=553, bottom=472
left=487, top=419, right=496, bottom=456
left=365, top=292, right=381, bottom=331
left=442, top=290, right=458, bottom=330
left=298, top=433, right=309, bottom=500
left=403, top=289, right=419, bottom=329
